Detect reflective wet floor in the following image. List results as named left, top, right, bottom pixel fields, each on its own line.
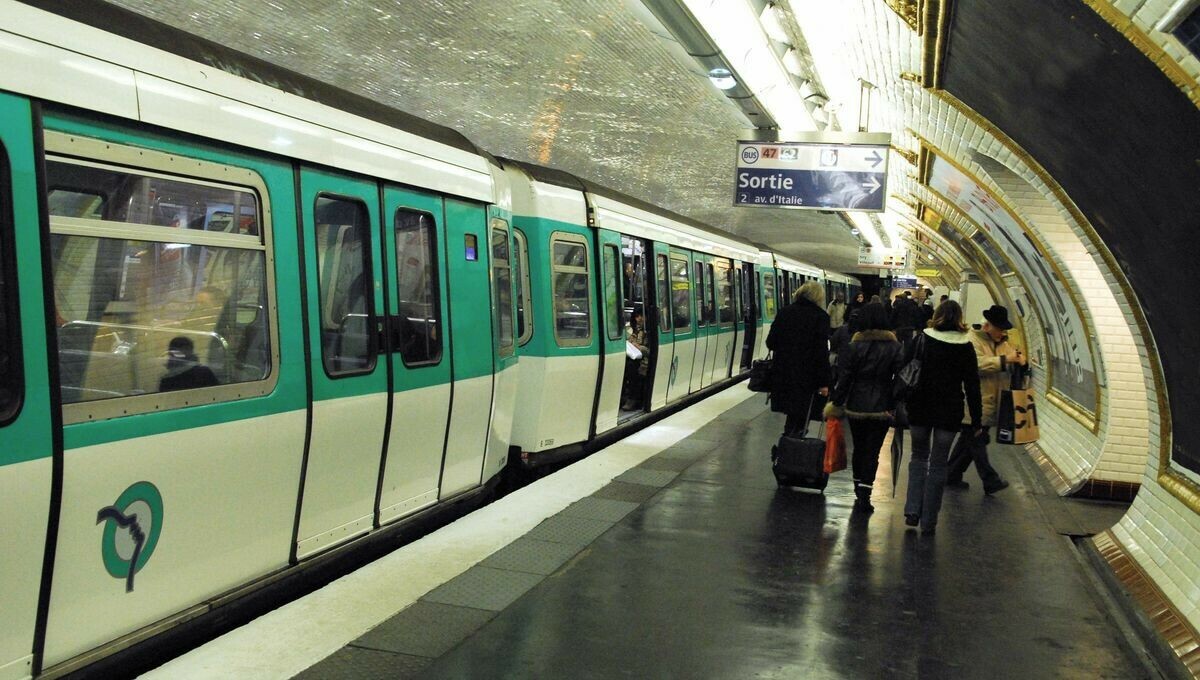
left=299, top=396, right=1146, bottom=680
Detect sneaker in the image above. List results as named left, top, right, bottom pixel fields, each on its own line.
left=945, top=479, right=969, bottom=490
left=984, top=479, right=1011, bottom=495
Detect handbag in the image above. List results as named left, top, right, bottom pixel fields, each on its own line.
left=893, top=332, right=926, bottom=401
left=823, top=417, right=847, bottom=474
left=748, top=352, right=773, bottom=393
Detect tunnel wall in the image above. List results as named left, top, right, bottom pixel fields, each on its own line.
left=942, top=0, right=1200, bottom=643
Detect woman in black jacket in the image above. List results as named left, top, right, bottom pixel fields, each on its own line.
left=902, top=300, right=982, bottom=534
left=824, top=303, right=904, bottom=512
left=766, top=281, right=831, bottom=435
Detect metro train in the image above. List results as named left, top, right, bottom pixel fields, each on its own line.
left=0, top=4, right=858, bottom=677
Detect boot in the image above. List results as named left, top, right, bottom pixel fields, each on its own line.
left=854, top=484, right=874, bottom=513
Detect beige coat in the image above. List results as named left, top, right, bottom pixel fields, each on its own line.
left=962, top=328, right=1015, bottom=426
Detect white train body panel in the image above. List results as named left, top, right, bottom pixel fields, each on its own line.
left=595, top=350, right=627, bottom=434
left=667, top=338, right=696, bottom=403
left=0, top=457, right=50, bottom=680
left=43, top=412, right=305, bottom=667
left=483, top=362, right=520, bottom=480
left=440, top=375, right=495, bottom=498
left=379, top=384, right=453, bottom=525
left=511, top=355, right=599, bottom=453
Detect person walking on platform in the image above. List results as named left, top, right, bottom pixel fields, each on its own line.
left=902, top=300, right=982, bottom=534
left=824, top=302, right=904, bottom=512
left=890, top=290, right=923, bottom=343
left=826, top=291, right=847, bottom=329
left=828, top=309, right=861, bottom=369
left=848, top=291, right=865, bottom=317
left=767, top=281, right=832, bottom=436
left=944, top=305, right=1025, bottom=494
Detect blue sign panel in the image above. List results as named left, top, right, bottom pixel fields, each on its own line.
left=735, top=138, right=890, bottom=212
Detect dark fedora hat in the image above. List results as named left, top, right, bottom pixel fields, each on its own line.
left=982, top=305, right=1013, bottom=330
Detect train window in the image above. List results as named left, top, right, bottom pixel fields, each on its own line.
left=551, top=233, right=591, bottom=346
left=694, top=261, right=706, bottom=327
left=513, top=229, right=532, bottom=345
left=763, top=273, right=777, bottom=320
left=656, top=254, right=671, bottom=333
left=313, top=196, right=374, bottom=376
left=395, top=209, right=442, bottom=366
left=602, top=244, right=622, bottom=341
left=0, top=144, right=20, bottom=424
left=716, top=261, right=734, bottom=325
left=670, top=255, right=691, bottom=330
left=705, top=262, right=717, bottom=325
left=491, top=220, right=514, bottom=357
left=45, top=150, right=273, bottom=419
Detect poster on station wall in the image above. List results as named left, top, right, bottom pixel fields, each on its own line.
left=927, top=155, right=1097, bottom=414
left=857, top=245, right=907, bottom=269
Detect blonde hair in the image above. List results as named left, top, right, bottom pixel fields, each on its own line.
left=792, top=280, right=825, bottom=308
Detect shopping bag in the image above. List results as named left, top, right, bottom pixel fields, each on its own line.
left=996, top=388, right=1039, bottom=444
left=625, top=341, right=643, bottom=361
left=823, top=417, right=847, bottom=474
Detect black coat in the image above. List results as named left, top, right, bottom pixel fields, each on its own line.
left=766, top=297, right=831, bottom=414
left=831, top=330, right=904, bottom=419
left=890, top=297, right=923, bottom=331
left=904, top=329, right=983, bottom=429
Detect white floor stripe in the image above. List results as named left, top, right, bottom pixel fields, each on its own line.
left=140, top=386, right=758, bottom=679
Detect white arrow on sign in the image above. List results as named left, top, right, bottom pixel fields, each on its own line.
left=861, top=175, right=882, bottom=193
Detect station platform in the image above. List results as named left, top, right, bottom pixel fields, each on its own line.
left=143, top=387, right=1146, bottom=679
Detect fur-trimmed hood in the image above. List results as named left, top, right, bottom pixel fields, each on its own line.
left=851, top=329, right=897, bottom=343
left=923, top=327, right=971, bottom=344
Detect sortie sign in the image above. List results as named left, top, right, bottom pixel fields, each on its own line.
left=735, top=132, right=891, bottom=212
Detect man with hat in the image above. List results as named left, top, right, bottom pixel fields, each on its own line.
left=945, top=305, right=1025, bottom=493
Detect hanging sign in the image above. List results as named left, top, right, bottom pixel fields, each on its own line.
left=735, top=132, right=891, bottom=212
left=858, top=245, right=907, bottom=269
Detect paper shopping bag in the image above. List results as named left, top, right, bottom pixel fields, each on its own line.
left=997, top=389, right=1039, bottom=444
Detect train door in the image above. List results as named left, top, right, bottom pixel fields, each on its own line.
left=0, top=93, right=54, bottom=678
left=738, top=263, right=755, bottom=371
left=711, top=258, right=735, bottom=382
left=759, top=269, right=778, bottom=359
left=649, top=243, right=674, bottom=410
left=482, top=215, right=518, bottom=481
left=296, top=169, right=389, bottom=558
left=665, top=249, right=695, bottom=403
left=438, top=199, right=495, bottom=498
left=593, top=229, right=626, bottom=434
left=689, top=254, right=709, bottom=392
left=376, top=187, right=452, bottom=524
left=617, top=235, right=651, bottom=420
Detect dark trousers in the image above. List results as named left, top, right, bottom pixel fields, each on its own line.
left=904, top=425, right=959, bottom=531
left=847, top=419, right=889, bottom=487
left=784, top=411, right=808, bottom=437
left=947, top=425, right=1002, bottom=488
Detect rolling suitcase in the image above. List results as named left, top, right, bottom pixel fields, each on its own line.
left=771, top=395, right=829, bottom=490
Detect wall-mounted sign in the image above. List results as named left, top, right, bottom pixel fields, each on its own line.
left=915, top=267, right=942, bottom=278
left=858, top=246, right=907, bottom=269
left=735, top=132, right=891, bottom=212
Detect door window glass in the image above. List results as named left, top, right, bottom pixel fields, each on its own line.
left=656, top=254, right=671, bottom=333
left=314, top=196, right=374, bottom=376
left=551, top=234, right=591, bottom=346
left=763, top=273, right=777, bottom=320
left=705, top=262, right=717, bottom=326
left=395, top=209, right=442, bottom=365
left=716, top=261, right=734, bottom=325
left=694, top=261, right=706, bottom=327
left=46, top=157, right=271, bottom=405
left=0, top=145, right=19, bottom=423
left=491, top=220, right=514, bottom=357
left=670, top=255, right=691, bottom=330
left=602, top=244, right=622, bottom=341
left=513, top=229, right=532, bottom=345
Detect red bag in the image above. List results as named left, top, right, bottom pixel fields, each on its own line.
left=823, top=417, right=847, bottom=474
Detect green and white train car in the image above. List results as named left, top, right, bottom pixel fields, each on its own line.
left=501, top=162, right=765, bottom=465
left=0, top=3, right=529, bottom=676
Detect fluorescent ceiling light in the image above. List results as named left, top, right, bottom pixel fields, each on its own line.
left=759, top=4, right=789, bottom=43
left=681, top=0, right=816, bottom=130
left=781, top=48, right=804, bottom=76
left=790, top=0, right=862, bottom=130
left=847, top=212, right=884, bottom=249
left=879, top=210, right=905, bottom=246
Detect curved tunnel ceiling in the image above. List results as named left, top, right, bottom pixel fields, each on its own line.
left=941, top=0, right=1200, bottom=478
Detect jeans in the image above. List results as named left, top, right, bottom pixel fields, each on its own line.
left=947, top=425, right=1002, bottom=488
left=904, top=425, right=960, bottom=531
left=848, top=419, right=890, bottom=488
